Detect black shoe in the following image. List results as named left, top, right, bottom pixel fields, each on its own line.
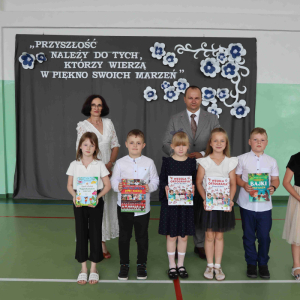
left=194, top=247, right=206, bottom=259
left=118, top=264, right=129, bottom=280
left=168, top=268, right=178, bottom=280
left=137, top=264, right=147, bottom=280
left=177, top=266, right=189, bottom=279
left=259, top=265, right=270, bottom=279
left=247, top=264, right=257, bottom=278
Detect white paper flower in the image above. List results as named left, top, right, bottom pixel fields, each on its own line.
left=143, top=86, right=158, bottom=101
left=216, top=49, right=228, bottom=64
left=150, top=42, right=166, bottom=60
left=228, top=43, right=246, bottom=63
left=230, top=100, right=250, bottom=119
left=161, top=81, right=171, bottom=90
left=174, top=78, right=190, bottom=94
left=221, top=62, right=240, bottom=79
left=19, top=52, right=35, bottom=69
left=164, top=86, right=179, bottom=102
left=200, top=58, right=220, bottom=78
left=36, top=52, right=47, bottom=63
left=201, top=87, right=217, bottom=106
left=216, top=88, right=230, bottom=102
left=163, top=52, right=178, bottom=68
left=207, top=103, right=222, bottom=119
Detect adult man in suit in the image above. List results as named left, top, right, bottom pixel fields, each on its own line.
left=162, top=85, right=220, bottom=259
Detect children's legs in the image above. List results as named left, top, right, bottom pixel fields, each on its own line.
left=214, top=232, right=224, bottom=265
left=256, top=210, right=272, bottom=266
left=89, top=198, right=105, bottom=264
left=117, top=206, right=134, bottom=264
left=167, top=236, right=177, bottom=269
left=205, top=231, right=215, bottom=265
left=292, top=244, right=300, bottom=275
left=240, top=207, right=258, bottom=265
left=177, top=236, right=188, bottom=268
left=134, top=212, right=150, bottom=264
left=73, top=205, right=89, bottom=263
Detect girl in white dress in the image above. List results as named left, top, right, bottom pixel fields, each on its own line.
left=76, top=95, right=120, bottom=258
left=196, top=128, right=238, bottom=281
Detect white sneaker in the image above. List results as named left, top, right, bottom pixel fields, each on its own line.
left=214, top=267, right=225, bottom=281
left=204, top=266, right=214, bottom=280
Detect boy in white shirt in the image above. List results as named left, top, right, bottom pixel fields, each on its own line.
left=236, top=128, right=280, bottom=279
left=111, top=129, right=159, bottom=280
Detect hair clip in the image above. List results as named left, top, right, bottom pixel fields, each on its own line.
left=170, top=128, right=184, bottom=136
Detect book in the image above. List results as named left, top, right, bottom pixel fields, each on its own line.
left=168, top=176, right=193, bottom=206
left=121, top=179, right=147, bottom=212
left=205, top=177, right=230, bottom=211
left=248, top=173, right=270, bottom=202
left=76, top=177, right=98, bottom=206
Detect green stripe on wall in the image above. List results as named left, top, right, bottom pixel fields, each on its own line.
left=0, top=81, right=299, bottom=196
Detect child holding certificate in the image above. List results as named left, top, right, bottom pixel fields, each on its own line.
left=196, top=128, right=238, bottom=281
left=67, top=132, right=111, bottom=285
left=236, top=128, right=279, bottom=279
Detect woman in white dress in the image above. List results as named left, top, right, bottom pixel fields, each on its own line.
left=76, top=95, right=120, bottom=258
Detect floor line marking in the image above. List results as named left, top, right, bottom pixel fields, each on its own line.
left=0, top=278, right=298, bottom=284
left=174, top=278, right=183, bottom=300
left=181, top=280, right=298, bottom=284
left=0, top=278, right=173, bottom=283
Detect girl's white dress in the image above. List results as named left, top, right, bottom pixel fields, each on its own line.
left=76, top=118, right=120, bottom=241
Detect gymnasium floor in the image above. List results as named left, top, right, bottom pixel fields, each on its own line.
left=0, top=199, right=298, bottom=300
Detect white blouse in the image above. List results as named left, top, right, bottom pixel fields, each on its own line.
left=66, top=160, right=110, bottom=189
left=196, top=156, right=238, bottom=190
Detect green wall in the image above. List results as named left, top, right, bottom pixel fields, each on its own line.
left=0, top=81, right=299, bottom=197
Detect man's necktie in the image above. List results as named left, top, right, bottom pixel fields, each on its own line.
left=191, top=114, right=197, bottom=139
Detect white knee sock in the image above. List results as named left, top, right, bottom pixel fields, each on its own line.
left=177, top=252, right=186, bottom=268
left=167, top=252, right=176, bottom=270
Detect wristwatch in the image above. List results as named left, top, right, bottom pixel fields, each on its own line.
left=270, top=185, right=277, bottom=192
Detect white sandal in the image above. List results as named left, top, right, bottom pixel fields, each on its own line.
left=77, top=272, right=88, bottom=285
left=292, top=267, right=300, bottom=281
left=88, top=271, right=99, bottom=284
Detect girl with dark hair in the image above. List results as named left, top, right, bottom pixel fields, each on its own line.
left=76, top=95, right=120, bottom=258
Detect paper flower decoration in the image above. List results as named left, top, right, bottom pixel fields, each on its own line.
left=207, top=104, right=222, bottom=119
left=163, top=52, right=178, bottom=68
left=200, top=58, right=220, bottom=78
left=161, top=81, right=171, bottom=90
left=150, top=42, right=166, bottom=60
left=143, top=86, right=158, bottom=101
left=36, top=52, right=47, bottom=63
left=174, top=78, right=190, bottom=94
left=228, top=43, right=246, bottom=63
left=216, top=49, right=228, bottom=64
left=19, top=52, right=35, bottom=69
left=230, top=100, right=250, bottom=118
left=164, top=86, right=179, bottom=102
left=221, top=62, right=240, bottom=79
left=201, top=87, right=217, bottom=106
left=216, top=88, right=230, bottom=102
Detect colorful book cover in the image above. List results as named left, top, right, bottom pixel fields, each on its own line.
left=76, top=177, right=98, bottom=206
left=168, top=176, right=193, bottom=206
left=248, top=173, right=270, bottom=202
left=121, top=179, right=147, bottom=212
left=206, top=177, right=230, bottom=211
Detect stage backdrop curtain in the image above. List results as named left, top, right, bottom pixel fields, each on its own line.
left=14, top=35, right=257, bottom=200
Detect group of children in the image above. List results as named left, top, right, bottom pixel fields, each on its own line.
left=67, top=126, right=300, bottom=284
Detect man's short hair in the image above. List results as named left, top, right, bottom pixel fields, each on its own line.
left=250, top=127, right=268, bottom=139
left=184, top=85, right=202, bottom=97
left=127, top=129, right=145, bottom=142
